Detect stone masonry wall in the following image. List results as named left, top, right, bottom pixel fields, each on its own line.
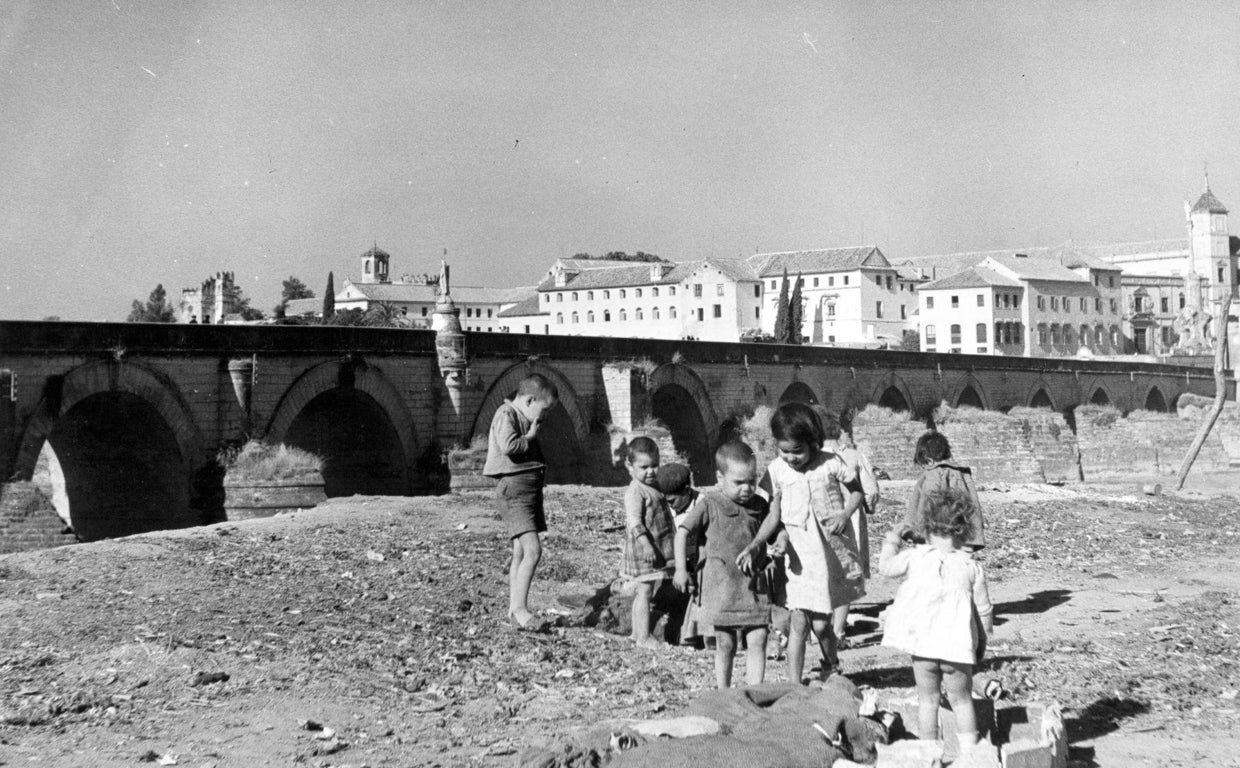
left=0, top=482, right=76, bottom=555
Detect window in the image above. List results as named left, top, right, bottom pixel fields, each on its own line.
left=669, top=287, right=676, bottom=296
left=1038, top=324, right=1048, bottom=345
left=828, top=276, right=835, bottom=287
left=1050, top=296, right=1058, bottom=311
left=1110, top=327, right=1120, bottom=346
left=556, top=312, right=563, bottom=324
left=604, top=310, right=611, bottom=322
left=1095, top=326, right=1104, bottom=346
left=977, top=294, right=985, bottom=308
left=1109, top=298, right=1117, bottom=314
left=543, top=294, right=549, bottom=304
left=487, top=309, right=493, bottom=317
left=466, top=308, right=473, bottom=318
left=995, top=321, right=1003, bottom=343
left=827, top=303, right=836, bottom=317
left=813, top=277, right=820, bottom=287
left=713, top=304, right=722, bottom=318
left=636, top=288, right=642, bottom=298
left=571, top=312, right=579, bottom=323
left=926, top=325, right=936, bottom=344
left=696, top=308, right=704, bottom=321
left=670, top=306, right=677, bottom=319
left=619, top=289, right=626, bottom=299
left=1162, top=326, right=1172, bottom=346
left=874, top=275, right=882, bottom=286
left=636, top=308, right=643, bottom=320
left=1013, top=294, right=1020, bottom=308
left=653, top=287, right=660, bottom=297
left=755, top=307, right=760, bottom=319
left=843, top=276, right=849, bottom=285
left=1051, top=324, right=1061, bottom=345
left=1220, top=266, right=1226, bottom=283
left=693, top=284, right=702, bottom=298
left=875, top=301, right=883, bottom=318
left=976, top=323, right=987, bottom=343
left=951, top=295, right=959, bottom=308
left=1179, top=293, right=1185, bottom=309
left=770, top=280, right=777, bottom=289
left=619, top=309, right=626, bottom=321
left=926, top=296, right=934, bottom=309
left=716, top=284, right=724, bottom=296
left=1080, top=297, right=1088, bottom=313
left=587, top=291, right=593, bottom=300
left=586, top=311, right=594, bottom=322
left=571, top=292, right=578, bottom=302
left=1095, top=297, right=1102, bottom=313
left=603, top=290, right=610, bottom=299
left=900, top=305, right=907, bottom=320
left=950, top=324, right=961, bottom=344
left=1160, top=296, right=1169, bottom=313
left=652, top=307, right=660, bottom=320
left=886, top=275, right=893, bottom=289
left=753, top=285, right=760, bottom=297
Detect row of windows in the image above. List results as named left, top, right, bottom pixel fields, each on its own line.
left=926, top=293, right=1022, bottom=310
left=873, top=301, right=907, bottom=320
left=463, top=307, right=493, bottom=318
left=926, top=322, right=1025, bottom=346
left=769, top=275, right=853, bottom=290
left=544, top=285, right=680, bottom=303
left=1033, top=295, right=1118, bottom=315
left=1037, top=323, right=1122, bottom=348
left=552, top=304, right=754, bottom=324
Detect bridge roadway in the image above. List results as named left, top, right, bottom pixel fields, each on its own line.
left=0, top=320, right=1228, bottom=547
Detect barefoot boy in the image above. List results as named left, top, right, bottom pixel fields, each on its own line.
left=483, top=373, right=559, bottom=631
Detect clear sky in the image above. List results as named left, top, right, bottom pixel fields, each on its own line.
left=1, top=1, right=1237, bottom=320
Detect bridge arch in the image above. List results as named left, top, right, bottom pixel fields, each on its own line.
left=779, top=380, right=819, bottom=405
left=648, top=363, right=719, bottom=484
left=1083, top=380, right=1115, bottom=407
left=470, top=361, right=589, bottom=485
left=946, top=375, right=990, bottom=410
left=868, top=373, right=915, bottom=414
left=1143, top=385, right=1168, bottom=413
left=1026, top=382, right=1055, bottom=410
left=266, top=359, right=418, bottom=496
left=14, top=360, right=203, bottom=541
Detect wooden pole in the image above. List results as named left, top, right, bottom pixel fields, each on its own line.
left=1175, top=294, right=1233, bottom=490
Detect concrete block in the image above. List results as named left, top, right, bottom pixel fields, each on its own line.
left=629, top=715, right=721, bottom=739
left=875, top=739, right=944, bottom=767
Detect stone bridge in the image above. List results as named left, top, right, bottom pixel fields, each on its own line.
left=0, top=320, right=1231, bottom=551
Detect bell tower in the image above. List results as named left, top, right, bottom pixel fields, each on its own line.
left=1186, top=174, right=1232, bottom=300
left=360, top=244, right=390, bottom=285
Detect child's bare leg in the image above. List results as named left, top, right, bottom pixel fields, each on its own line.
left=509, top=532, right=542, bottom=623
left=787, top=609, right=810, bottom=683
left=832, top=603, right=849, bottom=642
left=744, top=626, right=768, bottom=686
left=807, top=611, right=835, bottom=676
left=912, top=656, right=943, bottom=740
left=941, top=661, right=978, bottom=746
left=630, top=582, right=660, bottom=648
left=714, top=630, right=737, bottom=688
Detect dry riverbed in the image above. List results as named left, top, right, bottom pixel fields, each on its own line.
left=1, top=475, right=1238, bottom=767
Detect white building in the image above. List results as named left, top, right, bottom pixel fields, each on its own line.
left=747, top=246, right=918, bottom=345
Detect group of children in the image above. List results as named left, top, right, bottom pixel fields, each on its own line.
left=485, top=373, right=993, bottom=750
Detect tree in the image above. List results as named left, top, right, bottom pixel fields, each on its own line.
left=275, top=276, right=314, bottom=316
left=786, top=273, right=804, bottom=344
left=772, top=269, right=790, bottom=343
left=233, top=289, right=265, bottom=321
left=321, top=272, right=335, bottom=324
left=127, top=284, right=177, bottom=323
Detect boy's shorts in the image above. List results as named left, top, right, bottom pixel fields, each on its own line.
left=495, top=470, right=546, bottom=538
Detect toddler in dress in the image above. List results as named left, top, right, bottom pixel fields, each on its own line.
left=621, top=436, right=675, bottom=649
left=879, top=487, right=993, bottom=749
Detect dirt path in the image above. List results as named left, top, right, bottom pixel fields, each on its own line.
left=1, top=477, right=1238, bottom=767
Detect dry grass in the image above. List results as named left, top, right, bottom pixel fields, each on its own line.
left=932, top=401, right=1009, bottom=425
left=219, top=440, right=324, bottom=482
left=853, top=404, right=914, bottom=423
left=1075, top=404, right=1121, bottom=427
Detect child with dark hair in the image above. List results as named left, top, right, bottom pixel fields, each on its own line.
left=673, top=441, right=771, bottom=687
left=738, top=401, right=864, bottom=683
left=483, top=373, right=560, bottom=632
left=900, top=431, right=984, bottom=550
left=880, top=488, right=993, bottom=750
left=622, top=436, right=676, bottom=649
left=657, top=463, right=706, bottom=646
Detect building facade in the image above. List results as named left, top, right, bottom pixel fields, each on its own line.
left=179, top=272, right=240, bottom=324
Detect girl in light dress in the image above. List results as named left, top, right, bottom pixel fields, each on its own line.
left=880, top=488, right=993, bottom=750
left=738, top=402, right=865, bottom=684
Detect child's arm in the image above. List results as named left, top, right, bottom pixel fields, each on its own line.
left=493, top=407, right=531, bottom=456
left=972, top=564, right=994, bottom=636
left=877, top=529, right=911, bottom=578
left=898, top=476, right=924, bottom=540
left=673, top=498, right=704, bottom=592
left=624, top=486, right=661, bottom=565
left=736, top=493, right=781, bottom=574
left=829, top=460, right=862, bottom=534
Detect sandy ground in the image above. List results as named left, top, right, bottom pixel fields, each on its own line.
left=1, top=472, right=1238, bottom=767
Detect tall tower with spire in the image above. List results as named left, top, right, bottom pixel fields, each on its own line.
left=1186, top=174, right=1233, bottom=301
left=360, top=244, right=390, bottom=285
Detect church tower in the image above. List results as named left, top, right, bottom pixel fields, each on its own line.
left=360, top=245, right=390, bottom=284
left=1186, top=176, right=1233, bottom=300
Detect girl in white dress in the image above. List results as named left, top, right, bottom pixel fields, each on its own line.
left=879, top=488, right=993, bottom=749
left=738, top=402, right=864, bottom=684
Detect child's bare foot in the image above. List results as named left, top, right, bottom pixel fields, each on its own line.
left=633, top=636, right=663, bottom=650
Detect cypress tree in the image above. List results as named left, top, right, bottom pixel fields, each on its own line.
left=772, top=268, right=790, bottom=343
left=322, top=272, right=335, bottom=323
left=787, top=273, right=804, bottom=344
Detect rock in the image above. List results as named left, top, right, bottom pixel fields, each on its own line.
left=874, top=739, right=943, bottom=767
left=189, top=671, right=229, bottom=686
left=954, top=740, right=1001, bottom=768
left=629, top=715, right=721, bottom=739
left=1000, top=738, right=1052, bottom=768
